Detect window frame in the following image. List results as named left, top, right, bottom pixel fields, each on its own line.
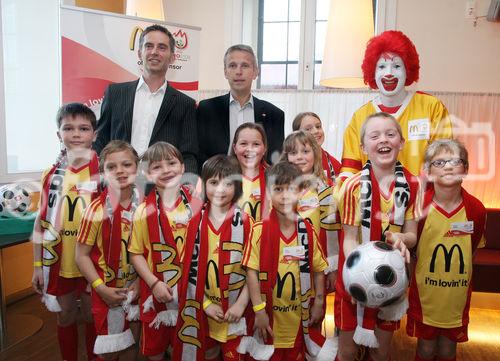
left=256, top=0, right=393, bottom=90
left=256, top=0, right=330, bottom=90
left=256, top=0, right=302, bottom=89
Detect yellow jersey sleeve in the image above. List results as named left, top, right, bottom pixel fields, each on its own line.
left=128, top=202, right=148, bottom=255
left=38, top=169, right=50, bottom=209
left=477, top=235, right=486, bottom=249
left=341, top=121, right=363, bottom=176
left=429, top=99, right=453, bottom=141
left=338, top=174, right=361, bottom=227
left=340, top=103, right=376, bottom=176
left=405, top=202, right=415, bottom=221
left=311, top=230, right=328, bottom=273
left=77, top=198, right=103, bottom=246
left=242, top=222, right=262, bottom=271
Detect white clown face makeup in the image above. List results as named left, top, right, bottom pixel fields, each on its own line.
left=375, top=53, right=407, bottom=97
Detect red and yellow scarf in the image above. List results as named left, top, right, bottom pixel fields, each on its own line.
left=173, top=204, right=251, bottom=361
left=247, top=209, right=332, bottom=360
left=39, top=151, right=100, bottom=312
left=141, top=186, right=200, bottom=328
left=353, top=160, right=414, bottom=347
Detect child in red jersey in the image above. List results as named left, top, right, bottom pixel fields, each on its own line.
left=281, top=130, right=340, bottom=293
left=243, top=161, right=333, bottom=361
left=31, top=103, right=100, bottom=361
left=336, top=112, right=420, bottom=361
left=231, top=122, right=268, bottom=221
left=128, top=142, right=201, bottom=361
left=407, top=140, right=486, bottom=361
left=76, top=140, right=142, bottom=360
left=292, top=112, right=341, bottom=185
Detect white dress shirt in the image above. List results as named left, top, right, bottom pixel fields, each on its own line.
left=131, top=77, right=168, bottom=156
left=228, top=93, right=255, bottom=154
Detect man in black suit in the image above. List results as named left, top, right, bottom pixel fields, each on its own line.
left=94, top=24, right=197, bottom=173
left=197, top=45, right=284, bottom=170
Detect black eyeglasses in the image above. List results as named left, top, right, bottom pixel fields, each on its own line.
left=430, top=158, right=464, bottom=168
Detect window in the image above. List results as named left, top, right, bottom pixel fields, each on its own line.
left=257, top=0, right=330, bottom=89
left=0, top=0, right=60, bottom=182
left=257, top=0, right=301, bottom=89
left=257, top=0, right=378, bottom=90
left=313, top=0, right=329, bottom=87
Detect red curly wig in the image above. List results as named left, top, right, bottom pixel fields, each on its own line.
left=362, top=30, right=420, bottom=89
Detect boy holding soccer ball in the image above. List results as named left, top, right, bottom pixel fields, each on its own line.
left=407, top=140, right=486, bottom=361
left=336, top=112, right=420, bottom=361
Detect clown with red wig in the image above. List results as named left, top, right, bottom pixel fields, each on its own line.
left=340, top=31, right=453, bottom=178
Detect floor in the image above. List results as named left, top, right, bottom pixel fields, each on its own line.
left=0, top=294, right=499, bottom=360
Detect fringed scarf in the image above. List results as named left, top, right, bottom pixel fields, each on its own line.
left=102, top=186, right=141, bottom=321
left=321, top=149, right=341, bottom=186
left=172, top=206, right=206, bottom=361
left=241, top=209, right=334, bottom=361
left=140, top=186, right=194, bottom=329
left=90, top=187, right=141, bottom=354
left=100, top=187, right=141, bottom=287
left=353, top=160, right=411, bottom=347
left=39, top=150, right=100, bottom=312
left=173, top=205, right=250, bottom=361
left=317, top=182, right=340, bottom=274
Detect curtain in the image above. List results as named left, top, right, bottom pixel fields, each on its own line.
left=198, top=90, right=500, bottom=208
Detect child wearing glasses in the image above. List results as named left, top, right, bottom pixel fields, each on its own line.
left=407, top=139, right=487, bottom=361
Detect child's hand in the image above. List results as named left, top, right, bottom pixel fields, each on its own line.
left=325, top=270, right=337, bottom=293
left=385, top=231, right=410, bottom=263
left=95, top=285, right=128, bottom=307
left=254, top=310, right=273, bottom=342
left=205, top=303, right=224, bottom=322
left=31, top=267, right=44, bottom=295
left=309, top=299, right=325, bottom=326
left=152, top=281, right=174, bottom=303
left=128, top=279, right=140, bottom=302
left=224, top=302, right=245, bottom=323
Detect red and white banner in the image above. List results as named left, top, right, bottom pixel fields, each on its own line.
left=60, top=5, right=200, bottom=115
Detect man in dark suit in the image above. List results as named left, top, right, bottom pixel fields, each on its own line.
left=197, top=45, right=284, bottom=170
left=94, top=24, right=197, bottom=173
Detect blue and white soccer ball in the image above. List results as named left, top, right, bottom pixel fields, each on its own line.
left=0, top=183, right=32, bottom=218
left=343, top=241, right=408, bottom=308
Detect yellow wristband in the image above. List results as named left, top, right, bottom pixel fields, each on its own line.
left=33, top=261, right=43, bottom=267
left=91, top=278, right=104, bottom=289
left=253, top=302, right=266, bottom=313
left=203, top=299, right=213, bottom=310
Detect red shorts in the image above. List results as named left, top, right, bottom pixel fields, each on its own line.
left=406, top=316, right=468, bottom=343
left=140, top=322, right=174, bottom=356
left=334, top=295, right=400, bottom=332
left=54, top=276, right=88, bottom=296
left=206, top=336, right=243, bottom=361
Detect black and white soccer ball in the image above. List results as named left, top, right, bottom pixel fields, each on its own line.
left=343, top=241, right=408, bottom=308
left=0, top=183, right=32, bottom=218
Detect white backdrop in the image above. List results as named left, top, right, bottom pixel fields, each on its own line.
left=199, top=89, right=500, bottom=208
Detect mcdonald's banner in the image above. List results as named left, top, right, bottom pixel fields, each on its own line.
left=60, top=5, right=201, bottom=115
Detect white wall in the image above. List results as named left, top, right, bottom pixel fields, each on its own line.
left=394, top=0, right=500, bottom=93
left=165, top=0, right=230, bottom=90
